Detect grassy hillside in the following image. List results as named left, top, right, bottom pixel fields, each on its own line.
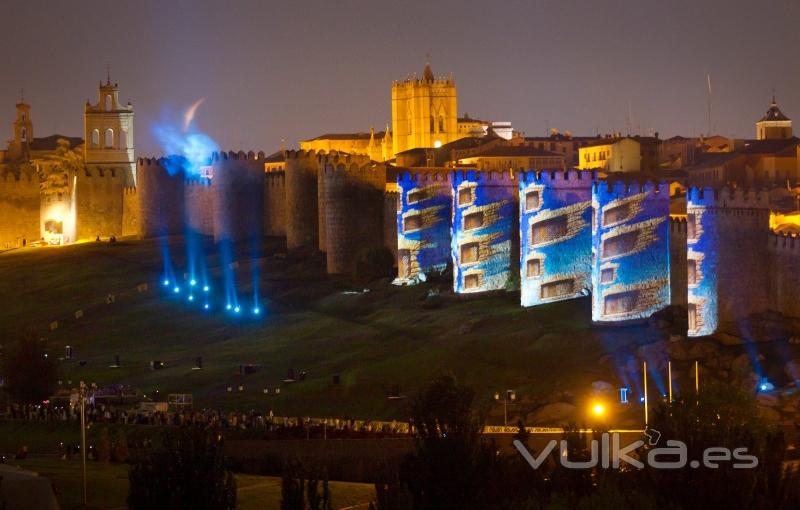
left=0, top=237, right=658, bottom=424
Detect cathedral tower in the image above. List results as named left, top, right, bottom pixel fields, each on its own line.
left=756, top=94, right=792, bottom=140
left=391, top=62, right=458, bottom=157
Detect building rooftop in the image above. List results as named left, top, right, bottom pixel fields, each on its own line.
left=303, top=131, right=386, bottom=142
left=740, top=137, right=799, bottom=154
left=29, top=135, right=84, bottom=151
left=758, top=100, right=791, bottom=122
left=464, top=145, right=563, bottom=158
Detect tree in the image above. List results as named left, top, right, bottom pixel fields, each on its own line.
left=97, top=427, right=111, bottom=463
left=112, top=429, right=129, bottom=463
left=128, top=427, right=236, bottom=510
left=40, top=138, right=83, bottom=198
left=645, top=382, right=800, bottom=510
left=400, top=373, right=494, bottom=510
left=1, top=331, right=57, bottom=404
left=280, top=460, right=305, bottom=510
left=353, top=247, right=395, bottom=283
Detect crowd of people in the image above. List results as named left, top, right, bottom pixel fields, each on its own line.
left=4, top=401, right=411, bottom=439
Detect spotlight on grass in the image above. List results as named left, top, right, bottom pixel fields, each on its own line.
left=173, top=286, right=180, bottom=294
left=188, top=295, right=194, bottom=302
left=226, top=304, right=232, bottom=311
left=163, top=279, right=170, bottom=286
left=203, top=303, right=210, bottom=310
left=190, top=279, right=197, bottom=286
left=253, top=307, right=260, bottom=315
left=203, top=285, right=210, bottom=292
left=234, top=306, right=241, bottom=313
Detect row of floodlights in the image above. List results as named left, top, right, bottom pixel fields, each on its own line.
left=161, top=278, right=260, bottom=315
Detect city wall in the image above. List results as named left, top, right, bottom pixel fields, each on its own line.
left=0, top=168, right=40, bottom=248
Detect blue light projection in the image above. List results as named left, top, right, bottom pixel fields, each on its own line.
left=686, top=187, right=718, bottom=337
left=519, top=170, right=593, bottom=307
left=452, top=170, right=518, bottom=293
left=591, top=180, right=671, bottom=323
left=396, top=171, right=453, bottom=282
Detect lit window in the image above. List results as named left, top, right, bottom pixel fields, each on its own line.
left=525, top=191, right=540, bottom=211
left=458, top=187, right=473, bottom=206
left=532, top=216, right=568, bottom=245
left=464, top=211, right=484, bottom=230
left=461, top=242, right=479, bottom=263
left=404, top=214, right=422, bottom=232
left=526, top=258, right=542, bottom=278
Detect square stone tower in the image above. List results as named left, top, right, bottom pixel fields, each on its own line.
left=391, top=62, right=458, bottom=157
left=74, top=76, right=135, bottom=239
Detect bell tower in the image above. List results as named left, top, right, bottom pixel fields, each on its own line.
left=8, top=95, right=33, bottom=161
left=83, top=72, right=135, bottom=183
left=755, top=93, right=792, bottom=140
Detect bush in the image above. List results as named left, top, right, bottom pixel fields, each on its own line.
left=112, top=429, right=129, bottom=463
left=1, top=331, right=57, bottom=404
left=128, top=427, right=236, bottom=510
left=97, top=427, right=111, bottom=463
left=353, top=247, right=395, bottom=283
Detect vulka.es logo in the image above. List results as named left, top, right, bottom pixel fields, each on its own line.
left=513, top=431, right=758, bottom=470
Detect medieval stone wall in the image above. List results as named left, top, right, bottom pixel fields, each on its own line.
left=264, top=171, right=286, bottom=236
left=211, top=151, right=265, bottom=244
left=0, top=168, right=40, bottom=248
left=133, top=157, right=185, bottom=238
left=184, top=176, right=214, bottom=237
left=383, top=191, right=398, bottom=260
left=591, top=180, right=671, bottom=323
left=669, top=217, right=688, bottom=306
left=687, top=187, right=770, bottom=336
left=321, top=154, right=387, bottom=274
left=519, top=169, right=594, bottom=307
left=284, top=150, right=320, bottom=251
left=396, top=170, right=453, bottom=281
left=74, top=165, right=127, bottom=240
left=452, top=170, right=520, bottom=293
left=769, top=232, right=800, bottom=318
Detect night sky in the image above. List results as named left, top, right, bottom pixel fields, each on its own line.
left=2, top=0, right=798, bottom=156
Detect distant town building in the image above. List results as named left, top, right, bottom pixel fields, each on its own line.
left=577, top=135, right=660, bottom=173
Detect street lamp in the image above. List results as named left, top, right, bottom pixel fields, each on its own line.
left=494, top=389, right=516, bottom=426
left=78, top=381, right=88, bottom=506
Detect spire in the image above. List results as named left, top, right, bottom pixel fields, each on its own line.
left=106, top=64, right=111, bottom=86
left=423, top=56, right=434, bottom=82
left=772, top=88, right=776, bottom=106
left=18, top=88, right=24, bottom=104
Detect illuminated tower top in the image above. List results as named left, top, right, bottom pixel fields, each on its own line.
left=83, top=73, right=135, bottom=177
left=756, top=94, right=792, bottom=140
left=391, top=61, right=458, bottom=157
left=8, top=95, right=33, bottom=161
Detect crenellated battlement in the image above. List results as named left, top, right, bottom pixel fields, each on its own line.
left=284, top=149, right=322, bottom=162
left=210, top=150, right=266, bottom=162
left=686, top=186, right=770, bottom=209
left=593, top=178, right=670, bottom=196
left=397, top=170, right=453, bottom=186
left=520, top=168, right=597, bottom=188
left=670, top=216, right=687, bottom=235
left=769, top=230, right=800, bottom=254
left=0, top=169, right=37, bottom=185
left=392, top=77, right=455, bottom=87
left=453, top=169, right=518, bottom=186
left=264, top=171, right=285, bottom=187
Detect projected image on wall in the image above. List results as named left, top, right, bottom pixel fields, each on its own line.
left=592, top=181, right=671, bottom=323
left=519, top=171, right=593, bottom=307
left=396, top=172, right=452, bottom=283
left=686, top=193, right=718, bottom=336
left=452, top=171, right=517, bottom=293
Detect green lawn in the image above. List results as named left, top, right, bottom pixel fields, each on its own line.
left=0, top=237, right=654, bottom=422
left=9, top=457, right=375, bottom=510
